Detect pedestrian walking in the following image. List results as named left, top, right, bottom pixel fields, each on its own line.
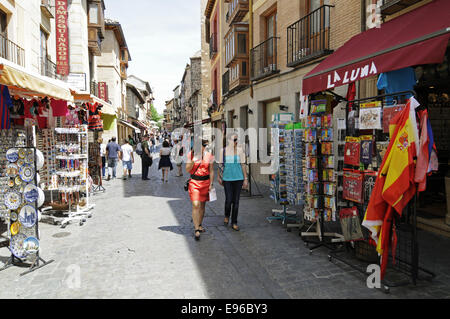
left=99, top=138, right=107, bottom=178
left=218, top=133, right=248, bottom=231
left=106, top=137, right=122, bottom=181
left=173, top=137, right=184, bottom=177
left=120, top=139, right=134, bottom=180
left=140, top=135, right=153, bottom=180
left=158, top=140, right=173, bottom=182
left=128, top=134, right=135, bottom=147
left=150, top=133, right=156, bottom=153
left=186, top=138, right=214, bottom=241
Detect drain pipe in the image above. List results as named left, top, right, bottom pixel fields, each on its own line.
left=249, top=0, right=254, bottom=98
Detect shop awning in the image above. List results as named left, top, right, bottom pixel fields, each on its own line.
left=132, top=120, right=148, bottom=131
left=71, top=91, right=116, bottom=115
left=302, top=0, right=450, bottom=95
left=0, top=58, right=73, bottom=101
left=119, top=120, right=140, bottom=133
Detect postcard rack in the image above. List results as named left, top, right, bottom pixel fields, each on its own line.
left=0, top=147, right=54, bottom=276
left=327, top=91, right=436, bottom=293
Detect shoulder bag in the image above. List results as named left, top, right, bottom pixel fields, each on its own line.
left=184, top=159, right=202, bottom=192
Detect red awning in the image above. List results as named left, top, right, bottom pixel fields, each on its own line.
left=302, top=0, right=450, bottom=95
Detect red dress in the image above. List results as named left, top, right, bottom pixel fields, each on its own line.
left=188, top=151, right=214, bottom=202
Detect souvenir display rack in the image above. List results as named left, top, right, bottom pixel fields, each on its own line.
left=267, top=113, right=298, bottom=225
left=0, top=147, right=54, bottom=276
left=301, top=108, right=344, bottom=253
left=88, top=137, right=105, bottom=193
left=327, top=91, right=435, bottom=292
left=49, top=126, right=93, bottom=228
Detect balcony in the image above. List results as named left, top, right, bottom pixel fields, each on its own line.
left=226, top=0, right=249, bottom=24
left=0, top=34, right=25, bottom=67
left=41, top=0, right=54, bottom=19
left=88, top=27, right=102, bottom=56
left=225, top=23, right=249, bottom=67
left=287, top=5, right=333, bottom=68
left=39, top=56, right=59, bottom=79
left=380, top=0, right=423, bottom=16
left=209, top=33, right=218, bottom=59
left=250, top=37, right=279, bottom=81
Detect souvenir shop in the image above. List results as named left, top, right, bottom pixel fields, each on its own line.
left=268, top=0, right=450, bottom=292
left=0, top=60, right=104, bottom=274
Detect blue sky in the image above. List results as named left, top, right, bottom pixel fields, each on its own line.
left=104, top=0, right=201, bottom=113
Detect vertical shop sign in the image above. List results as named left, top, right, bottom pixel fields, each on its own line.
left=56, top=0, right=69, bottom=76
left=98, top=82, right=108, bottom=102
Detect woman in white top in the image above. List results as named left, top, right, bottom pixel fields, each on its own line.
left=98, top=138, right=107, bottom=177
left=158, top=140, right=173, bottom=182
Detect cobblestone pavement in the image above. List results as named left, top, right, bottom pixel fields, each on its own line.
left=1, top=151, right=449, bottom=299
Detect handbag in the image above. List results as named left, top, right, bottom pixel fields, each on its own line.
left=184, top=160, right=202, bottom=192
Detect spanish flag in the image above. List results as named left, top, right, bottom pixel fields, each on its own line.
left=362, top=98, right=420, bottom=279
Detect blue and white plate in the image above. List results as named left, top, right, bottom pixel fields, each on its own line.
left=19, top=164, right=35, bottom=183
left=6, top=149, right=19, bottom=163
left=19, top=205, right=37, bottom=228
left=23, top=237, right=39, bottom=255
left=24, top=184, right=39, bottom=203
left=5, top=191, right=22, bottom=210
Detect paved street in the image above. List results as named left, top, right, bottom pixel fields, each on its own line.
left=1, top=151, right=450, bottom=299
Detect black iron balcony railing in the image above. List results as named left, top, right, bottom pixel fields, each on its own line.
left=287, top=5, right=333, bottom=68
left=209, top=33, right=218, bottom=59
left=223, top=70, right=230, bottom=97
left=90, top=81, right=99, bottom=97
left=250, top=37, right=279, bottom=81
left=40, top=56, right=59, bottom=79
left=0, top=33, right=25, bottom=67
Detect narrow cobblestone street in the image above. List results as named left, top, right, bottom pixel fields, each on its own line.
left=1, top=150, right=450, bottom=299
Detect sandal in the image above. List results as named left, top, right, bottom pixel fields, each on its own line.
left=232, top=224, right=240, bottom=231
left=199, top=224, right=206, bottom=233
left=194, top=229, right=201, bottom=241
left=224, top=217, right=230, bottom=226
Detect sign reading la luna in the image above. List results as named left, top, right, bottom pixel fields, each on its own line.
left=327, top=61, right=378, bottom=89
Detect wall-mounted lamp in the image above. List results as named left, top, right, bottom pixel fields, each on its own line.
left=248, top=109, right=254, bottom=114
left=233, top=115, right=238, bottom=120
left=279, top=105, right=289, bottom=111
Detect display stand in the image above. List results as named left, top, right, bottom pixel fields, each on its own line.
left=326, top=91, right=435, bottom=292
left=0, top=147, right=54, bottom=276
left=53, top=126, right=94, bottom=228
left=301, top=110, right=344, bottom=253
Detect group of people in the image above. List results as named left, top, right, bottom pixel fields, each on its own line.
left=98, top=131, right=249, bottom=241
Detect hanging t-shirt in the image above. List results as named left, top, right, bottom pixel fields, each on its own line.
left=0, top=85, right=13, bottom=130
left=50, top=99, right=68, bottom=117
left=377, top=67, right=416, bottom=105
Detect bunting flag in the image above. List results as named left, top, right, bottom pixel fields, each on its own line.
left=362, top=97, right=420, bottom=279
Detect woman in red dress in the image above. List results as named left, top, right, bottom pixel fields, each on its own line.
left=185, top=139, right=215, bottom=241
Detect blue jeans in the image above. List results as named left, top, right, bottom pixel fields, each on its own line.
left=108, top=158, right=118, bottom=178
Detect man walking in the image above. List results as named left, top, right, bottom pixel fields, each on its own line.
left=141, top=135, right=153, bottom=180
left=106, top=137, right=122, bottom=181
left=120, top=139, right=134, bottom=180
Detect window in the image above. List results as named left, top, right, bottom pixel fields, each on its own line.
left=89, top=3, right=99, bottom=24
left=40, top=29, right=48, bottom=60
left=238, top=33, right=246, bottom=54
left=0, top=9, right=7, bottom=36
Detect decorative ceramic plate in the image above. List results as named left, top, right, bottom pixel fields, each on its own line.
left=6, top=149, right=19, bottom=163
left=24, top=184, right=39, bottom=203
left=36, top=150, right=44, bottom=170
left=17, top=159, right=25, bottom=167
left=9, top=233, right=27, bottom=259
left=8, top=179, right=14, bottom=188
left=10, top=211, right=18, bottom=222
left=15, top=176, right=22, bottom=186
left=19, top=164, right=35, bottom=183
left=19, top=205, right=37, bottom=228
left=18, top=149, right=26, bottom=159
left=10, top=222, right=20, bottom=236
left=6, top=163, right=19, bottom=177
left=25, top=153, right=34, bottom=164
left=23, top=237, right=39, bottom=255
left=37, top=187, right=44, bottom=208
left=5, top=191, right=22, bottom=210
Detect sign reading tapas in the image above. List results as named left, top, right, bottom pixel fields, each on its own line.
left=56, top=0, right=69, bottom=76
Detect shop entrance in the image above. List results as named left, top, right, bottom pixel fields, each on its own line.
left=414, top=48, right=450, bottom=231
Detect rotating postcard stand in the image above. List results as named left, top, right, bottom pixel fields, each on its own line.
left=0, top=147, right=54, bottom=276
left=267, top=114, right=298, bottom=226
left=54, top=126, right=94, bottom=228
left=301, top=110, right=344, bottom=254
